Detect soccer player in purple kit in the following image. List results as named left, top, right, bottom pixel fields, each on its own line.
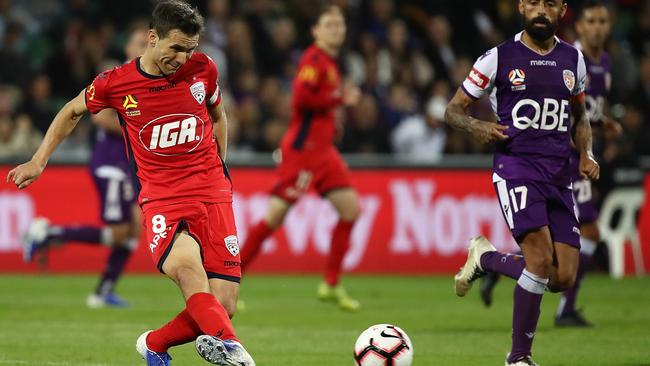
left=22, top=25, right=148, bottom=308
left=479, top=0, right=621, bottom=328
left=445, top=0, right=599, bottom=365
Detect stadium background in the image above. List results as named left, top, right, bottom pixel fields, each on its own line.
left=1, top=0, right=649, bottom=276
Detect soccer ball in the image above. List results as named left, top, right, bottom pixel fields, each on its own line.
left=353, top=324, right=413, bottom=366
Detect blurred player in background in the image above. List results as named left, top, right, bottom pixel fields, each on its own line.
left=22, top=24, right=148, bottom=309
left=445, top=0, right=599, bottom=365
left=479, top=0, right=620, bottom=328
left=239, top=4, right=362, bottom=312
left=7, top=1, right=254, bottom=365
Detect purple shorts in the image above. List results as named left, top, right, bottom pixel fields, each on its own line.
left=494, top=177, right=580, bottom=248
left=570, top=149, right=599, bottom=224
left=90, top=163, right=136, bottom=224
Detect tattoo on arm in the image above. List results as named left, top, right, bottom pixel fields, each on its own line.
left=572, top=100, right=593, bottom=155
left=444, top=90, right=478, bottom=133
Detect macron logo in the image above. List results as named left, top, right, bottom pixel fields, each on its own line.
left=530, top=60, right=557, bottom=67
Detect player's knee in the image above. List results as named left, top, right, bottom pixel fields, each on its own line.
left=339, top=204, right=360, bottom=222
left=168, top=264, right=204, bottom=289
left=552, top=270, right=576, bottom=292
left=525, top=255, right=553, bottom=277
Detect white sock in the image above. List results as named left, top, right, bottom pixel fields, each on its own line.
left=580, top=237, right=597, bottom=256
left=517, top=269, right=549, bottom=294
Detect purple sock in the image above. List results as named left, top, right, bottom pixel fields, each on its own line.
left=509, top=269, right=548, bottom=363
left=480, top=251, right=526, bottom=280
left=48, top=225, right=102, bottom=245
left=95, top=246, right=133, bottom=296
left=557, top=252, right=590, bottom=316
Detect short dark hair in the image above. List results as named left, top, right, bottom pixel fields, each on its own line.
left=308, top=4, right=343, bottom=27
left=578, top=0, right=609, bottom=19
left=150, top=0, right=205, bottom=38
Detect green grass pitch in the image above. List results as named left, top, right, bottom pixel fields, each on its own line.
left=0, top=274, right=648, bottom=365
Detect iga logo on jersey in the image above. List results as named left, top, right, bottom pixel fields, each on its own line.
left=139, top=113, right=205, bottom=156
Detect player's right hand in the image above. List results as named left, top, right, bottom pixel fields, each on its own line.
left=6, top=160, right=45, bottom=190
left=342, top=81, right=361, bottom=106
left=470, top=122, right=508, bottom=144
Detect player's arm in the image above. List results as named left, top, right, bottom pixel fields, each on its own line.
left=293, top=63, right=359, bottom=110
left=571, top=94, right=599, bottom=180
left=91, top=109, right=121, bottom=135
left=209, top=101, right=228, bottom=161
left=445, top=47, right=506, bottom=144
left=444, top=89, right=507, bottom=144
left=6, top=90, right=88, bottom=189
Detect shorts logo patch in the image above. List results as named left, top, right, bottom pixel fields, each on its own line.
left=224, top=235, right=239, bottom=256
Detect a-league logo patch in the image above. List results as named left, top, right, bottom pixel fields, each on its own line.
left=224, top=235, right=239, bottom=257
left=190, top=81, right=206, bottom=104
left=563, top=70, right=575, bottom=91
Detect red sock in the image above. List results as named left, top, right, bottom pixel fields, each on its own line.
left=186, top=292, right=238, bottom=342
left=147, top=309, right=201, bottom=352
left=325, top=220, right=355, bottom=286
left=241, top=221, right=274, bottom=274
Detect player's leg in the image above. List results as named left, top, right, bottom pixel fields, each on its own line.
left=142, top=232, right=242, bottom=365
left=318, top=188, right=361, bottom=311
left=195, top=202, right=254, bottom=365
left=88, top=205, right=141, bottom=308
left=22, top=218, right=114, bottom=262
left=195, top=278, right=254, bottom=365
left=455, top=178, right=535, bottom=297
left=554, top=222, right=597, bottom=326
left=505, top=227, right=553, bottom=365
left=239, top=195, right=291, bottom=274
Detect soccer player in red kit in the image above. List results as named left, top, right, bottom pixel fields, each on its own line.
left=6, top=1, right=254, bottom=365
left=239, top=5, right=362, bottom=311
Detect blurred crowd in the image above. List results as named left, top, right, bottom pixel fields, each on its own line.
left=1, top=0, right=650, bottom=165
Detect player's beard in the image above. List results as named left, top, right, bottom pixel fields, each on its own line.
left=524, top=15, right=558, bottom=42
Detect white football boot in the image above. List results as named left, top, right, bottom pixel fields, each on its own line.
left=505, top=353, right=539, bottom=366
left=195, top=335, right=255, bottom=366
left=454, top=235, right=496, bottom=296
left=22, top=218, right=50, bottom=262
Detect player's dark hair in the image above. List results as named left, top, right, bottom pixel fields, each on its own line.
left=309, top=3, right=343, bottom=27
left=150, top=0, right=205, bottom=38
left=578, top=0, right=609, bottom=20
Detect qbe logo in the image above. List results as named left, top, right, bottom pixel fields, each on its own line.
left=139, top=113, right=205, bottom=156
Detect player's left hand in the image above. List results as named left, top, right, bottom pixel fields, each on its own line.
left=579, top=153, right=600, bottom=180
left=6, top=160, right=45, bottom=189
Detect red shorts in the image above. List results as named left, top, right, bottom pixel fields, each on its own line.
left=271, top=147, right=353, bottom=203
left=142, top=201, right=241, bottom=282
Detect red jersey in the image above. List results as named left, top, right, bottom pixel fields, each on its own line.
left=85, top=52, right=231, bottom=206
left=280, top=45, right=342, bottom=153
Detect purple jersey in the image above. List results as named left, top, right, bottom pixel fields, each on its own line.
left=575, top=41, right=611, bottom=124
left=463, top=32, right=587, bottom=188
left=567, top=42, right=610, bottom=224
left=89, top=128, right=135, bottom=223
